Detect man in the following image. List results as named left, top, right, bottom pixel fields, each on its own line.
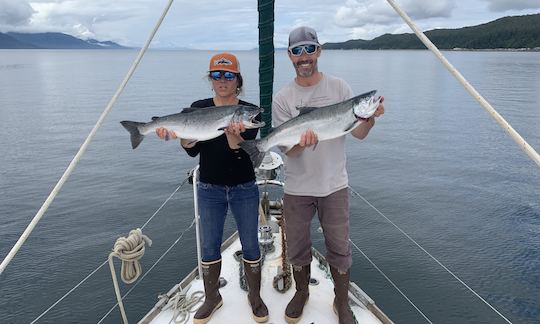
left=272, top=26, right=384, bottom=324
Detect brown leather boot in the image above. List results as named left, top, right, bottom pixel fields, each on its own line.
left=330, top=266, right=355, bottom=324
left=194, top=259, right=223, bottom=324
left=243, top=258, right=269, bottom=323
left=284, top=264, right=310, bottom=324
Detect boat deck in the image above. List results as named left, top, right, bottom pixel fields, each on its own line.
left=141, top=227, right=386, bottom=324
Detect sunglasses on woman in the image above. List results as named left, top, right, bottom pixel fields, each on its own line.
left=210, top=71, right=237, bottom=81
left=289, top=44, right=319, bottom=56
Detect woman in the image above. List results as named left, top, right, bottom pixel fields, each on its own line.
left=156, top=52, right=268, bottom=324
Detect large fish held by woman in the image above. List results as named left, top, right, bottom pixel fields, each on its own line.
left=240, top=90, right=381, bottom=167
left=120, top=105, right=264, bottom=149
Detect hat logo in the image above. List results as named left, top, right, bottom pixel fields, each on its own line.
left=214, top=57, right=233, bottom=66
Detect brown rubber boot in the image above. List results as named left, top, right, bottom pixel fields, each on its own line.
left=284, top=264, right=310, bottom=324
left=194, top=259, right=223, bottom=324
left=243, top=258, right=269, bottom=323
left=330, top=266, right=355, bottom=324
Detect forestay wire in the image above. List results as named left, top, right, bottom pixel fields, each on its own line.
left=0, top=0, right=177, bottom=275
left=384, top=0, right=540, bottom=167
left=348, top=186, right=512, bottom=323
left=348, top=239, right=433, bottom=323
left=31, top=178, right=189, bottom=324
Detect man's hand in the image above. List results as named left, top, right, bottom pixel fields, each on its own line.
left=351, top=96, right=385, bottom=140
left=373, top=96, right=385, bottom=117
left=299, top=129, right=318, bottom=147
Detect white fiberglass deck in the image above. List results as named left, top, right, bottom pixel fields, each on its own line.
left=143, top=229, right=384, bottom=324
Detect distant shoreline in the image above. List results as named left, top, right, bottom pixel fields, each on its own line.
left=323, top=47, right=540, bottom=52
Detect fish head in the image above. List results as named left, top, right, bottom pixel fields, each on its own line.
left=234, top=105, right=266, bottom=129
left=352, top=90, right=380, bottom=119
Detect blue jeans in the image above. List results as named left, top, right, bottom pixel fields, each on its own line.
left=198, top=181, right=260, bottom=262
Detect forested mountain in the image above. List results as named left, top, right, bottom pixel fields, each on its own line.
left=0, top=32, right=125, bottom=49
left=324, top=13, right=540, bottom=50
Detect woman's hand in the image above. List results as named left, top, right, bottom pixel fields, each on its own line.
left=156, top=127, right=177, bottom=141
left=224, top=121, right=246, bottom=136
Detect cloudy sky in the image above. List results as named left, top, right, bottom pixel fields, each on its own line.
left=0, top=0, right=539, bottom=49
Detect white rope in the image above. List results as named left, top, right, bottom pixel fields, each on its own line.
left=348, top=186, right=512, bottom=323
left=108, top=229, right=153, bottom=324
left=97, top=218, right=196, bottom=324
left=348, top=239, right=433, bottom=323
left=384, top=0, right=540, bottom=167
left=161, top=286, right=205, bottom=324
left=0, top=0, right=176, bottom=275
left=31, top=180, right=186, bottom=323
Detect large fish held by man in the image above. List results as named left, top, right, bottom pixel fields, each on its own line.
left=120, top=105, right=264, bottom=149
left=240, top=90, right=381, bottom=167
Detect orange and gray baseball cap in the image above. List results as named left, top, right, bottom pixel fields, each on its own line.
left=288, top=26, right=320, bottom=49
left=208, top=52, right=240, bottom=73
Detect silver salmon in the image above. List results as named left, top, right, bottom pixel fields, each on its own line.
left=121, top=105, right=264, bottom=149
left=239, top=90, right=380, bottom=167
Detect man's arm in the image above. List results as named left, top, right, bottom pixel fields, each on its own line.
left=351, top=117, right=375, bottom=140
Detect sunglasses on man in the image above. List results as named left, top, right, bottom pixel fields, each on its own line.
left=289, top=44, right=319, bottom=56
left=210, top=71, right=237, bottom=81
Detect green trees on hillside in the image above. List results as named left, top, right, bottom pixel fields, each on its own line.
left=324, top=14, right=540, bottom=50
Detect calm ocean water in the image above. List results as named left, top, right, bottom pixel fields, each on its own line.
left=0, top=49, right=539, bottom=323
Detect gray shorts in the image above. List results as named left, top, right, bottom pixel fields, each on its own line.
left=283, top=188, right=352, bottom=272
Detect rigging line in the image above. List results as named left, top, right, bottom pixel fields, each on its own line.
left=348, top=186, right=512, bottom=323
left=384, top=0, right=540, bottom=167
left=0, top=0, right=177, bottom=275
left=31, top=180, right=187, bottom=323
left=141, top=178, right=188, bottom=229
left=349, top=239, right=433, bottom=323
left=31, top=260, right=108, bottom=324
left=97, top=218, right=196, bottom=324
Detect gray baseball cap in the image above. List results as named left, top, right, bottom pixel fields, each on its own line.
left=288, top=26, right=320, bottom=49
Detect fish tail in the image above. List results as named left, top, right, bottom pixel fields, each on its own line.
left=120, top=121, right=145, bottom=149
left=239, top=140, right=266, bottom=168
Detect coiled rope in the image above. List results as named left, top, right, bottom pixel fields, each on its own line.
left=97, top=218, right=196, bottom=324
left=31, top=177, right=189, bottom=323
left=0, top=0, right=176, bottom=275
left=160, top=286, right=204, bottom=324
left=108, top=229, right=153, bottom=324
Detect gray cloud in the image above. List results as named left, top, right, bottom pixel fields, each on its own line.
left=0, top=0, right=35, bottom=28
left=0, top=0, right=538, bottom=49
left=334, top=0, right=455, bottom=28
left=483, top=0, right=540, bottom=12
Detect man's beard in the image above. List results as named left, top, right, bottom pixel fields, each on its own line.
left=294, top=59, right=317, bottom=77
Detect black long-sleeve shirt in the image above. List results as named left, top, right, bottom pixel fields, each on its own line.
left=183, top=98, right=260, bottom=185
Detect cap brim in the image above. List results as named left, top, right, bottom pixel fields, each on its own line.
left=209, top=67, right=239, bottom=73
left=288, top=41, right=320, bottom=50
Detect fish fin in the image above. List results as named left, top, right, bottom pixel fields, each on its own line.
left=120, top=121, right=146, bottom=149
left=180, top=107, right=198, bottom=114
left=296, top=106, right=318, bottom=115
left=239, top=140, right=266, bottom=168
